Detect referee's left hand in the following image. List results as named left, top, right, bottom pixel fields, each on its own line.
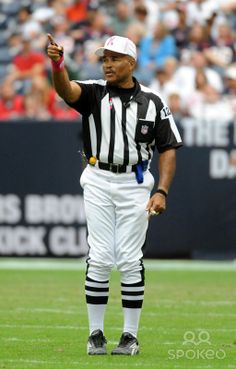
left=146, top=193, right=166, bottom=219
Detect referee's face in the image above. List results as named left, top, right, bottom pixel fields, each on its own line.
left=102, top=50, right=135, bottom=88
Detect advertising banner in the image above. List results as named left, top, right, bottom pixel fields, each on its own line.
left=0, top=122, right=87, bottom=257
left=148, top=118, right=236, bottom=259
left=0, top=120, right=235, bottom=259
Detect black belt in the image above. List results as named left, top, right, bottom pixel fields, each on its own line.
left=98, top=162, right=136, bottom=173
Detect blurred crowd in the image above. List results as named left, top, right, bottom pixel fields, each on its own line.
left=0, top=0, right=236, bottom=122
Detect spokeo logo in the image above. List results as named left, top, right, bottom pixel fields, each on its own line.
left=183, top=330, right=211, bottom=346
left=168, top=330, right=226, bottom=360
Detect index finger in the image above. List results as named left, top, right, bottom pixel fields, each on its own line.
left=47, top=33, right=57, bottom=46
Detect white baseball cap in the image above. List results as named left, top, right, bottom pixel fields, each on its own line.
left=95, top=35, right=137, bottom=60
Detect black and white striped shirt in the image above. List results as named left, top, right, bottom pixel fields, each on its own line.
left=68, top=78, right=182, bottom=165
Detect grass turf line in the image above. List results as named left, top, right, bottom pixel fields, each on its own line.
left=0, top=265, right=235, bottom=369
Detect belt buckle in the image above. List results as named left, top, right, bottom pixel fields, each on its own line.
left=117, top=164, right=122, bottom=173
left=109, top=163, right=115, bottom=173
left=109, top=163, right=119, bottom=173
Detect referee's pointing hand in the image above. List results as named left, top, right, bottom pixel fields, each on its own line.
left=47, top=33, right=64, bottom=62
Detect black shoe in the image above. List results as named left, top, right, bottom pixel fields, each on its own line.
left=87, top=329, right=107, bottom=355
left=111, top=332, right=139, bottom=355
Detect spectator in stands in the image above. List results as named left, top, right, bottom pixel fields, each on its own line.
left=205, top=21, right=236, bottom=73
left=125, top=22, right=146, bottom=49
left=187, top=23, right=212, bottom=52
left=133, top=3, right=148, bottom=29
left=218, top=0, right=236, bottom=30
left=109, top=1, right=135, bottom=36
left=23, top=75, right=79, bottom=120
left=195, top=68, right=209, bottom=90
left=171, top=5, right=190, bottom=58
left=131, top=2, right=158, bottom=43
left=224, top=64, right=236, bottom=116
left=70, top=9, right=112, bottom=45
left=132, top=0, right=160, bottom=35
left=11, top=5, right=43, bottom=48
left=173, top=50, right=223, bottom=103
left=7, top=5, right=46, bottom=57
left=168, top=92, right=185, bottom=122
left=23, top=92, right=51, bottom=121
left=76, top=40, right=104, bottom=80
left=163, top=56, right=178, bottom=81
left=137, top=21, right=177, bottom=84
left=65, top=0, right=89, bottom=25
left=30, top=76, right=56, bottom=115
left=8, top=6, right=32, bottom=35
left=186, top=84, right=234, bottom=122
left=6, top=34, right=46, bottom=94
left=52, top=97, right=80, bottom=120
left=50, top=15, right=75, bottom=56
left=22, top=75, right=52, bottom=120
left=149, top=65, right=179, bottom=102
left=148, top=57, right=180, bottom=114
left=0, top=80, right=24, bottom=120
left=84, top=10, right=111, bottom=41
left=7, top=32, right=22, bottom=58
left=185, top=0, right=219, bottom=27
left=224, top=64, right=236, bottom=94
left=30, top=3, right=57, bottom=50
left=31, top=1, right=56, bottom=34
left=185, top=68, right=209, bottom=115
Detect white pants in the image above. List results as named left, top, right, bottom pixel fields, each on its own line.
left=80, top=165, right=154, bottom=284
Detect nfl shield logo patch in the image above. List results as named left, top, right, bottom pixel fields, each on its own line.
left=141, top=125, right=148, bottom=135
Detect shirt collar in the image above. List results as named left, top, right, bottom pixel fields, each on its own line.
left=105, top=77, right=142, bottom=103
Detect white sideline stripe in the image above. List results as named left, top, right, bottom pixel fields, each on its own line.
left=16, top=308, right=79, bottom=314
left=0, top=359, right=158, bottom=367
left=0, top=324, right=85, bottom=330
left=0, top=357, right=234, bottom=369
left=146, top=312, right=236, bottom=317
left=0, top=359, right=102, bottom=367
left=0, top=336, right=177, bottom=345
left=0, top=258, right=236, bottom=271
left=0, top=307, right=87, bottom=315
left=173, top=366, right=215, bottom=369
left=144, top=259, right=236, bottom=271
left=153, top=299, right=236, bottom=306
left=1, top=306, right=235, bottom=316
left=173, top=366, right=236, bottom=369
left=0, top=359, right=232, bottom=369
left=1, top=324, right=236, bottom=332
left=1, top=337, right=52, bottom=343
left=0, top=259, right=87, bottom=271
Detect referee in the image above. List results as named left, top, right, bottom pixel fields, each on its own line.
left=47, top=34, right=182, bottom=355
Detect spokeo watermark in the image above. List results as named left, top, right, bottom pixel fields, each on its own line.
left=168, top=330, right=226, bottom=360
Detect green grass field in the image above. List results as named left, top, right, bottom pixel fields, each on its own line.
left=0, top=259, right=235, bottom=369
